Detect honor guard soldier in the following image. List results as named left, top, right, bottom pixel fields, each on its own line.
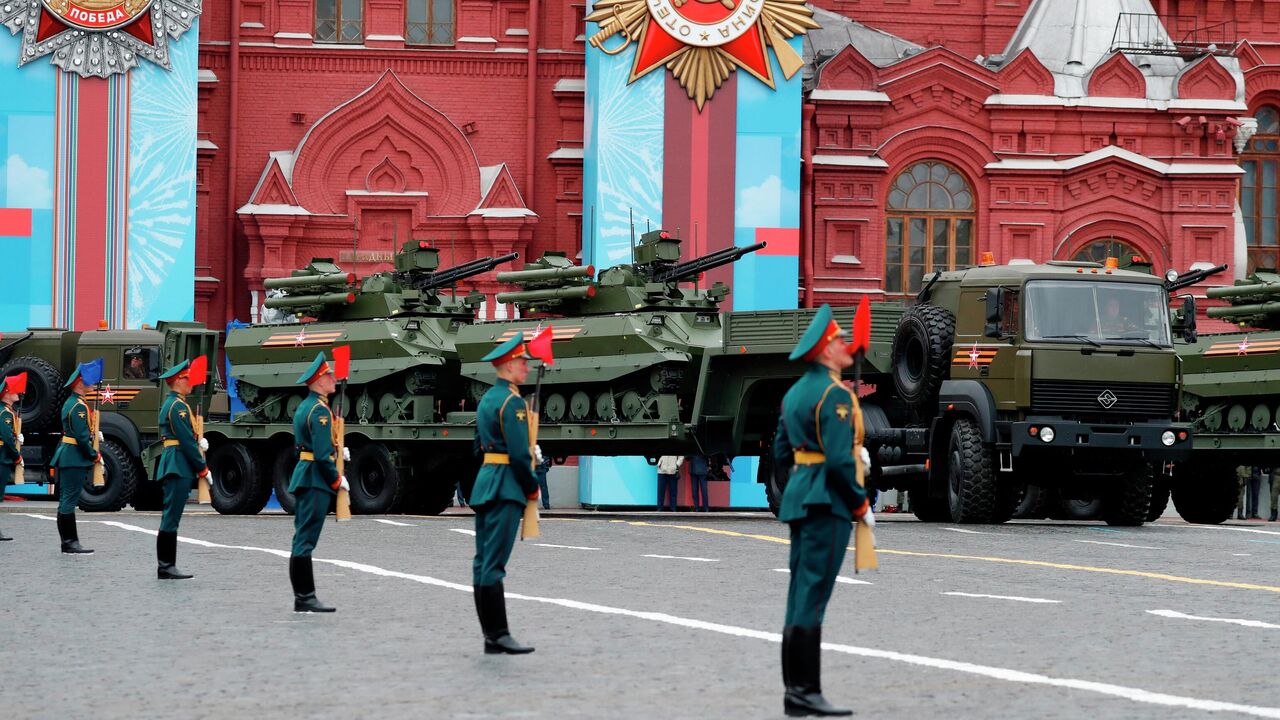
left=49, top=366, right=98, bottom=554
left=155, top=360, right=210, bottom=579
left=288, top=352, right=347, bottom=613
left=772, top=304, right=875, bottom=717
left=471, top=333, right=540, bottom=655
left=0, top=375, right=21, bottom=542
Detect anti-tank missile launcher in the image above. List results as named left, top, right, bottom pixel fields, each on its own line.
left=226, top=239, right=517, bottom=426
left=456, top=229, right=764, bottom=433
left=1205, top=271, right=1280, bottom=329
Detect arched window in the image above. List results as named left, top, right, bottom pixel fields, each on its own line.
left=885, top=161, right=975, bottom=295
left=316, top=0, right=363, bottom=43
left=1072, top=238, right=1145, bottom=267
left=407, top=0, right=454, bottom=46
left=1242, top=105, right=1280, bottom=272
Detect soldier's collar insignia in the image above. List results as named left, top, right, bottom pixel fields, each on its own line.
left=835, top=404, right=850, bottom=421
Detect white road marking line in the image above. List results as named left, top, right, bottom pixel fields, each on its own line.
left=64, top=518, right=1280, bottom=720
left=373, top=519, right=415, bottom=527
left=1148, top=609, right=1280, bottom=630
left=449, top=528, right=476, bottom=536
left=642, top=554, right=718, bottom=562
left=14, top=513, right=54, bottom=521
left=532, top=543, right=600, bottom=550
left=1160, top=524, right=1280, bottom=537
left=942, top=528, right=991, bottom=535
left=1075, top=540, right=1161, bottom=550
left=1233, top=553, right=1252, bottom=557
left=943, top=592, right=1062, bottom=604
left=772, top=568, right=871, bottom=585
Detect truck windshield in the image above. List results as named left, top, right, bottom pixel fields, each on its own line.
left=1024, top=280, right=1171, bottom=347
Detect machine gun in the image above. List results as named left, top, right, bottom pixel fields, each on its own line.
left=1167, top=263, right=1228, bottom=293
left=652, top=242, right=767, bottom=283
left=408, top=252, right=521, bottom=293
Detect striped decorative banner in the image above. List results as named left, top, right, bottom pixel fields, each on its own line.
left=1203, top=337, right=1280, bottom=357
left=105, top=73, right=130, bottom=328
left=52, top=70, right=78, bottom=329
left=260, top=329, right=346, bottom=348
left=495, top=326, right=583, bottom=342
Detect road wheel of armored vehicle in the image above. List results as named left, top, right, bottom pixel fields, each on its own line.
left=891, top=305, right=955, bottom=416
left=946, top=418, right=1003, bottom=523
left=1170, top=460, right=1238, bottom=525
left=270, top=450, right=298, bottom=515
left=1146, top=475, right=1171, bottom=522
left=758, top=450, right=788, bottom=517
left=0, top=355, right=63, bottom=432
left=78, top=439, right=138, bottom=512
left=348, top=444, right=405, bottom=515
left=208, top=442, right=271, bottom=515
left=1102, top=463, right=1154, bottom=527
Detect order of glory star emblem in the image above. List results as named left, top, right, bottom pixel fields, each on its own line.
left=1, top=0, right=201, bottom=79
left=99, top=384, right=116, bottom=405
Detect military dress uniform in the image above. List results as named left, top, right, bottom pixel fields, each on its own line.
left=154, top=360, right=208, bottom=579
left=771, top=304, right=871, bottom=717
left=471, top=333, right=539, bottom=655
left=288, top=352, right=342, bottom=613
left=49, top=368, right=96, bottom=554
left=0, top=377, right=20, bottom=542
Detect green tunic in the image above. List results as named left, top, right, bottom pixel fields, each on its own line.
left=289, top=392, right=339, bottom=557
left=50, top=395, right=97, bottom=514
left=772, top=363, right=869, bottom=627
left=157, top=391, right=206, bottom=533
left=0, top=402, right=17, bottom=495
left=471, top=379, right=538, bottom=586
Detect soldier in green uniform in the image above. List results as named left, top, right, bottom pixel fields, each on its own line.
left=772, top=304, right=875, bottom=717
left=0, top=374, right=22, bottom=542
left=471, top=332, right=540, bottom=655
left=288, top=352, right=347, bottom=613
left=154, top=360, right=210, bottom=579
left=49, top=366, right=98, bottom=554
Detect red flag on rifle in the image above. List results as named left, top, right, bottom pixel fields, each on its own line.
left=188, top=356, right=208, bottom=387
left=332, top=345, right=351, bottom=381
left=850, top=295, right=871, bottom=357
left=3, top=371, right=28, bottom=395
left=528, top=326, right=554, bottom=366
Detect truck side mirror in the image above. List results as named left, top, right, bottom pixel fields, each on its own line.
left=984, top=287, right=1005, bottom=338
left=1180, top=295, right=1198, bottom=343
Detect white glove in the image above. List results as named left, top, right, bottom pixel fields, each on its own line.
left=534, top=445, right=545, bottom=464
left=97, top=430, right=104, bottom=442
left=342, top=446, right=350, bottom=462
left=17, top=433, right=24, bottom=444
left=858, top=507, right=876, bottom=529
left=859, top=446, right=871, bottom=469
left=204, top=472, right=215, bottom=489
left=339, top=476, right=350, bottom=492
left=198, top=437, right=209, bottom=452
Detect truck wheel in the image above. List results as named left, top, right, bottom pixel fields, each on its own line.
left=78, top=439, right=138, bottom=512
left=891, top=305, right=955, bottom=416
left=1057, top=494, right=1103, bottom=521
left=1102, top=463, right=1154, bottom=527
left=130, top=480, right=165, bottom=511
left=1146, top=476, right=1171, bottom=522
left=758, top=450, right=787, bottom=517
left=946, top=418, right=1002, bottom=523
left=349, top=444, right=405, bottom=515
left=1171, top=461, right=1237, bottom=525
left=208, top=442, right=270, bottom=515
left=0, top=355, right=64, bottom=432
left=270, top=450, right=298, bottom=515
left=912, top=491, right=953, bottom=522
left=1013, top=484, right=1049, bottom=519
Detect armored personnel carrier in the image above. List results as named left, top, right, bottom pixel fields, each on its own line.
left=452, top=229, right=763, bottom=455
left=1172, top=268, right=1280, bottom=523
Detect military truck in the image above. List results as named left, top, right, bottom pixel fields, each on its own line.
left=0, top=322, right=219, bottom=511
left=1170, top=268, right=1280, bottom=524
left=738, top=260, right=1194, bottom=525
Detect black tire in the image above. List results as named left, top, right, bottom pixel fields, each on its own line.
left=1170, top=461, right=1238, bottom=525
left=412, top=452, right=483, bottom=515
left=348, top=444, right=405, bottom=515
left=912, top=487, right=953, bottom=522
left=1146, top=475, right=1171, bottom=522
left=945, top=418, right=1002, bottom=523
left=1, top=355, right=64, bottom=432
left=891, top=305, right=955, bottom=415
left=78, top=439, right=138, bottom=512
left=130, top=479, right=165, bottom=511
left=1013, top=484, right=1049, bottom=519
left=759, top=450, right=788, bottom=517
left=1057, top=494, right=1104, bottom=521
left=208, top=442, right=271, bottom=515
left=270, top=449, right=298, bottom=515
left=1103, top=463, right=1154, bottom=527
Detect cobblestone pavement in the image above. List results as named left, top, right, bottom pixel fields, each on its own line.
left=1, top=504, right=1278, bottom=720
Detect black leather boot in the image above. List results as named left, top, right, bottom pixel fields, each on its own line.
left=157, top=531, right=193, bottom=579
left=478, top=582, right=534, bottom=654
left=784, top=626, right=851, bottom=717
left=290, top=555, right=334, bottom=613
left=58, top=513, right=93, bottom=554
left=1271, top=509, right=1277, bottom=522
left=0, top=527, right=11, bottom=541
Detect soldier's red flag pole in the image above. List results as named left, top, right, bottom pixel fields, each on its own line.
left=9, top=371, right=27, bottom=485
left=188, top=355, right=211, bottom=503
left=850, top=297, right=878, bottom=572
left=522, top=325, right=555, bottom=540
left=332, top=345, right=352, bottom=521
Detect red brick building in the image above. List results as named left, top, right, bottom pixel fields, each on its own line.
left=194, top=0, right=1280, bottom=328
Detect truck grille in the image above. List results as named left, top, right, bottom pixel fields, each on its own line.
left=1030, top=380, right=1174, bottom=419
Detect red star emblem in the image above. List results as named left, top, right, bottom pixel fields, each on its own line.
left=630, top=8, right=773, bottom=87
left=1238, top=336, right=1250, bottom=355
left=294, top=328, right=308, bottom=347
left=99, top=384, right=116, bottom=405
left=968, top=343, right=982, bottom=370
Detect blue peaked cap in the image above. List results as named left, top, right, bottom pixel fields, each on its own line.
left=481, top=332, right=531, bottom=364
left=158, top=359, right=190, bottom=381
left=295, top=352, right=331, bottom=385
left=789, top=304, right=845, bottom=361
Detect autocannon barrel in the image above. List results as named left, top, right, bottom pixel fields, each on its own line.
left=263, top=272, right=355, bottom=290
left=415, top=252, right=520, bottom=291
left=496, top=264, right=596, bottom=284
left=1205, top=283, right=1280, bottom=300
left=654, top=241, right=767, bottom=283
left=1167, top=263, right=1228, bottom=293
left=263, top=291, right=357, bottom=309
left=495, top=285, right=598, bottom=304
left=1206, top=301, right=1280, bottom=318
